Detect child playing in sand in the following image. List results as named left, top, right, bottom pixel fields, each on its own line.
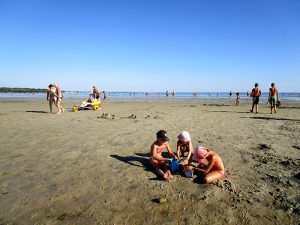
left=186, top=146, right=225, bottom=183
left=236, top=92, right=240, bottom=106
left=176, top=131, right=193, bottom=163
left=150, top=130, right=178, bottom=181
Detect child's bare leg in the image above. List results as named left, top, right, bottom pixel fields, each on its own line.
left=56, top=99, right=62, bottom=114
left=166, top=169, right=173, bottom=180
left=204, top=171, right=224, bottom=183
left=49, top=101, right=52, bottom=114
left=153, top=164, right=168, bottom=180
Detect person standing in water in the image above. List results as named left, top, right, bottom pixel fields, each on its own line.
left=55, top=83, right=65, bottom=114
left=269, top=83, right=279, bottom=114
left=250, top=83, right=261, bottom=113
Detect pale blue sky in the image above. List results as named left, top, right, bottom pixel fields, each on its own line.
left=0, top=0, right=299, bottom=92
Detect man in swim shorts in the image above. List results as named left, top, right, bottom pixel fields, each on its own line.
left=269, top=83, right=279, bottom=114
left=250, top=83, right=261, bottom=113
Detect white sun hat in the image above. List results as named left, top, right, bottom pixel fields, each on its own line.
left=178, top=131, right=191, bottom=142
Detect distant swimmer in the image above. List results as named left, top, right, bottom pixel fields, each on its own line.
left=250, top=83, right=261, bottom=113
left=236, top=92, right=240, bottom=106
left=269, top=83, right=279, bottom=114
left=93, top=85, right=101, bottom=100
left=166, top=91, right=169, bottom=97
left=229, top=91, right=233, bottom=97
left=172, top=91, right=175, bottom=96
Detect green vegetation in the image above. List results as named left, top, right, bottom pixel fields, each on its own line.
left=0, top=87, right=48, bottom=93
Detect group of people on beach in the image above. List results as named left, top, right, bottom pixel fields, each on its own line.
left=47, top=84, right=108, bottom=114
left=150, top=130, right=225, bottom=183
left=46, top=83, right=65, bottom=114
left=249, top=82, right=279, bottom=114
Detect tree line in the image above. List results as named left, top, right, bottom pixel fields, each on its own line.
left=0, top=87, right=48, bottom=93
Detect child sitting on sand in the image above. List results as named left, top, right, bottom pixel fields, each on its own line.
left=150, top=130, right=178, bottom=181
left=186, top=146, right=225, bottom=183
left=176, top=131, right=193, bottom=163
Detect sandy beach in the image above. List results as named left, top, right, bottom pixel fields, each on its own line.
left=0, top=98, right=299, bottom=225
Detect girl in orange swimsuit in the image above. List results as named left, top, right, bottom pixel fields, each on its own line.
left=188, top=146, right=225, bottom=183
left=150, top=130, right=178, bottom=181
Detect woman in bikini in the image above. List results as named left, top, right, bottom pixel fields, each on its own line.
left=188, top=146, right=225, bottom=183
left=46, top=84, right=57, bottom=114
left=176, top=131, right=193, bottom=164
left=150, top=130, right=178, bottom=181
left=55, top=83, right=65, bottom=114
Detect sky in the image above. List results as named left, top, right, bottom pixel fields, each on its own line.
left=0, top=0, right=299, bottom=92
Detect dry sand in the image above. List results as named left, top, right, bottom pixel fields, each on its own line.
left=0, top=98, right=299, bottom=225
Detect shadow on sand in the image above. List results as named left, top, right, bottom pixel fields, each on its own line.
left=110, top=153, right=152, bottom=171
left=25, top=110, right=48, bottom=114
left=203, top=110, right=252, bottom=114
left=241, top=116, right=300, bottom=122
left=110, top=152, right=168, bottom=180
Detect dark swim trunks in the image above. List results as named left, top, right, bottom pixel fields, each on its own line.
left=253, top=97, right=260, bottom=104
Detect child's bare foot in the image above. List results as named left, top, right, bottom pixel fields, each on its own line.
left=163, top=173, right=169, bottom=180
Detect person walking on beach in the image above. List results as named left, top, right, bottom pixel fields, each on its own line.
left=269, top=83, right=279, bottom=114
left=236, top=92, right=240, bottom=106
left=93, top=85, right=101, bottom=100
left=55, top=83, right=65, bottom=114
left=103, top=91, right=107, bottom=102
left=46, top=84, right=57, bottom=114
left=250, top=83, right=261, bottom=113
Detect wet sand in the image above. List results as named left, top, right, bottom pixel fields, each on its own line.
left=0, top=99, right=299, bottom=225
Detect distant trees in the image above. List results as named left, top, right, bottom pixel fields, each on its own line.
left=0, top=87, right=48, bottom=93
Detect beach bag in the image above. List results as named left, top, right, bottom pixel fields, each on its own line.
left=169, top=158, right=180, bottom=172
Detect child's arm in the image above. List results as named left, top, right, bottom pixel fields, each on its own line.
left=176, top=142, right=181, bottom=159
left=166, top=143, right=178, bottom=159
left=186, top=141, right=193, bottom=161
left=46, top=91, right=49, bottom=101
left=192, top=156, right=217, bottom=174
